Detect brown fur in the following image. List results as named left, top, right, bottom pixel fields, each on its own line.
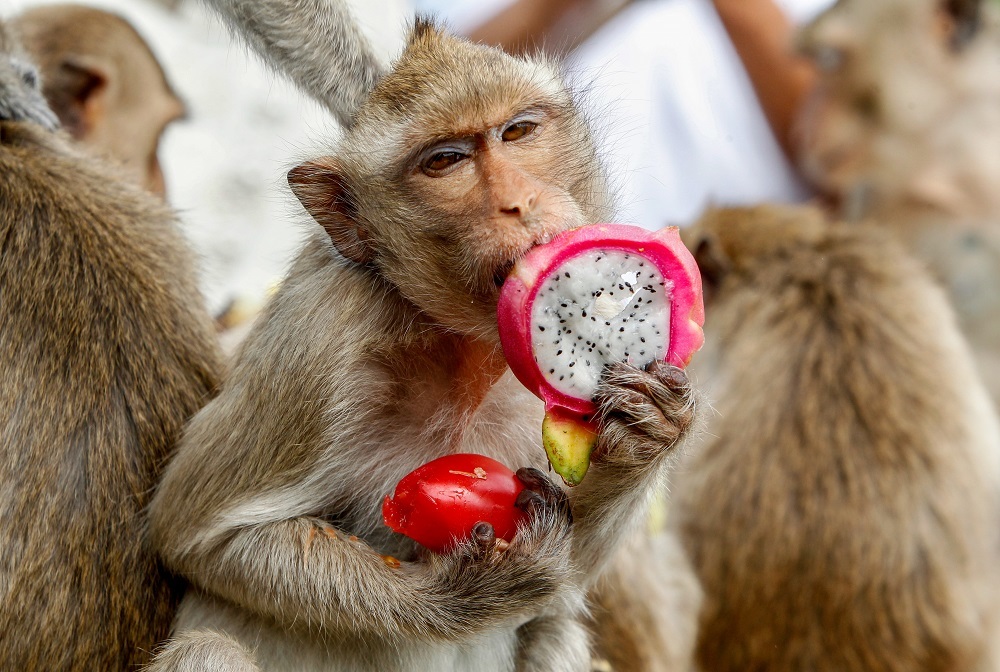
left=0, top=118, right=221, bottom=668
left=147, top=19, right=699, bottom=672
left=797, top=0, right=1000, bottom=403
left=671, top=204, right=1000, bottom=672
left=12, top=5, right=185, bottom=196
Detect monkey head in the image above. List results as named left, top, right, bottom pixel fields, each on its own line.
left=12, top=6, right=186, bottom=197
left=678, top=204, right=834, bottom=396
left=683, top=204, right=829, bottom=320
left=289, top=20, right=610, bottom=342
left=796, top=0, right=1000, bottom=211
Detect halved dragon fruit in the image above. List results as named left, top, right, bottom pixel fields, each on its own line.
left=497, top=224, right=704, bottom=485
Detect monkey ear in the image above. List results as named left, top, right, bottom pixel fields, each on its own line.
left=691, top=233, right=731, bottom=295
left=288, top=159, right=374, bottom=265
left=939, top=0, right=982, bottom=51
left=57, top=56, right=109, bottom=141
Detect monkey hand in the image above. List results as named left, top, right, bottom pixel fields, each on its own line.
left=554, top=361, right=696, bottom=583
left=423, top=466, right=577, bottom=625
left=591, top=360, right=696, bottom=472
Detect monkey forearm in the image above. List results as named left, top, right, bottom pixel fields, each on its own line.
left=165, top=516, right=563, bottom=641
left=567, top=462, right=667, bottom=582
left=199, top=0, right=384, bottom=127
left=567, top=362, right=698, bottom=583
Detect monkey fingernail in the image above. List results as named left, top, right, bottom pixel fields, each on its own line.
left=382, top=555, right=401, bottom=569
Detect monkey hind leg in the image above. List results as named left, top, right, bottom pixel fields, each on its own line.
left=146, top=631, right=261, bottom=672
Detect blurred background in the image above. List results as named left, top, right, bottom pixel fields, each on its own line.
left=0, top=0, right=834, bottom=315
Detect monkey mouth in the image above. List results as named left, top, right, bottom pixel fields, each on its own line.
left=491, top=231, right=565, bottom=288
left=493, top=258, right=519, bottom=288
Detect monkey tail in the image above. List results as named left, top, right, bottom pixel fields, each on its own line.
left=199, top=0, right=386, bottom=127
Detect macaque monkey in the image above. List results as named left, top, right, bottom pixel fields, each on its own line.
left=0, top=20, right=222, bottom=668
left=146, top=7, right=700, bottom=671
left=11, top=5, right=185, bottom=197
left=671, top=204, right=1000, bottom=671
left=796, top=0, right=1000, bottom=401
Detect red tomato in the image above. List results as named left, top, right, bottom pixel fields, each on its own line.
left=382, top=453, right=528, bottom=553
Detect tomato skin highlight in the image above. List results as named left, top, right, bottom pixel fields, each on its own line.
left=382, top=454, right=529, bottom=553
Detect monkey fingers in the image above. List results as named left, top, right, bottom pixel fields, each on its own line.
left=469, top=521, right=498, bottom=558
left=592, top=362, right=696, bottom=466
left=516, top=467, right=573, bottom=525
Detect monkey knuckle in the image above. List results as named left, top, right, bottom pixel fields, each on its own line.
left=595, top=364, right=640, bottom=392
left=645, top=429, right=682, bottom=457
left=515, top=466, right=549, bottom=489
left=593, top=422, right=640, bottom=465
left=596, top=411, right=686, bottom=467
left=595, top=388, right=654, bottom=425
left=648, top=380, right=696, bottom=424
left=651, top=362, right=690, bottom=390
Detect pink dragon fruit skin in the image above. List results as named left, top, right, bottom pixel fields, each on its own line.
left=497, top=224, right=704, bottom=485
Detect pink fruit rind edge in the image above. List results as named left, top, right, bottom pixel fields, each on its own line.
left=497, top=224, right=705, bottom=417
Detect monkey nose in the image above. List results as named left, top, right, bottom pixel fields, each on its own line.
left=499, top=192, right=538, bottom=221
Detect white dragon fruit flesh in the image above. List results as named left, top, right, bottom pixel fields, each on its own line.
left=497, top=224, right=704, bottom=485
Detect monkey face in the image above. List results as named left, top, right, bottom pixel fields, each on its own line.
left=366, top=106, right=598, bottom=341
left=289, top=22, right=611, bottom=341
left=796, top=0, right=987, bottom=203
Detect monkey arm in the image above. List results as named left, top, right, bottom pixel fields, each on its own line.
left=565, top=361, right=698, bottom=583
left=153, top=488, right=575, bottom=643
left=713, top=0, right=817, bottom=158
left=198, top=0, right=385, bottom=127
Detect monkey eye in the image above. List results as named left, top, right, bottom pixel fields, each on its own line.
left=501, top=121, right=537, bottom=142
left=854, top=90, right=880, bottom=118
left=420, top=150, right=467, bottom=176
left=421, top=150, right=467, bottom=175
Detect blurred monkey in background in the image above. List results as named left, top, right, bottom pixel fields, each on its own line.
left=795, top=0, right=1000, bottom=402
left=12, top=4, right=185, bottom=197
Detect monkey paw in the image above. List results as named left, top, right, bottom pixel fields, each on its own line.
left=591, top=361, right=696, bottom=469
left=432, top=468, right=574, bottom=622
left=516, top=466, right=574, bottom=526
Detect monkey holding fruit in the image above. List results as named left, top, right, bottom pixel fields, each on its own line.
left=144, top=2, right=701, bottom=669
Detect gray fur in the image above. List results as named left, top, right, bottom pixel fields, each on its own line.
left=0, top=20, right=57, bottom=130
